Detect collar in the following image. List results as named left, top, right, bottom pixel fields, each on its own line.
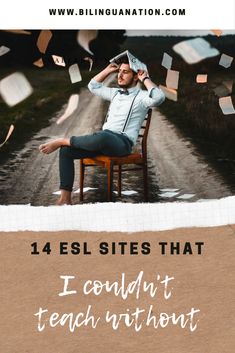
left=118, top=86, right=139, bottom=94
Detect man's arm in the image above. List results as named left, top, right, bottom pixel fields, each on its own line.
left=88, top=63, right=119, bottom=101
left=138, top=70, right=165, bottom=107
left=92, top=63, right=119, bottom=82
left=138, top=70, right=157, bottom=90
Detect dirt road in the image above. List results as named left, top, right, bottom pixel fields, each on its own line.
left=0, top=88, right=232, bottom=205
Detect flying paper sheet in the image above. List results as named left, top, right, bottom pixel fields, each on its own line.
left=177, top=193, right=195, bottom=200
left=211, top=29, right=223, bottom=37
left=173, top=37, right=220, bottom=64
left=213, top=83, right=232, bottom=97
left=1, top=30, right=31, bottom=35
left=222, top=81, right=233, bottom=93
left=166, top=69, right=179, bottom=90
left=0, top=72, right=33, bottom=107
left=84, top=57, right=93, bottom=71
left=161, top=52, right=172, bottom=69
left=219, top=53, right=234, bottom=68
left=77, top=30, right=98, bottom=55
left=37, top=30, right=52, bottom=54
left=197, top=198, right=217, bottom=202
left=52, top=190, right=61, bottom=195
left=68, top=64, right=82, bottom=83
left=219, top=96, right=235, bottom=115
left=33, top=58, right=44, bottom=68
left=52, top=55, right=66, bottom=67
left=160, top=188, right=180, bottom=192
left=0, top=45, right=10, bottom=56
left=159, top=85, right=178, bottom=102
left=113, top=190, right=138, bottom=196
left=73, top=187, right=98, bottom=194
left=196, top=74, right=208, bottom=83
left=159, top=191, right=180, bottom=198
left=56, top=94, right=79, bottom=125
left=0, top=124, right=14, bottom=148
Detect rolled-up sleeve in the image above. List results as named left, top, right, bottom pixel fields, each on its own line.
left=88, top=79, right=115, bottom=101
left=141, top=87, right=165, bottom=108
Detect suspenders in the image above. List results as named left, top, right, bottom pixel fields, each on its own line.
left=105, top=89, right=140, bottom=133
left=104, top=90, right=119, bottom=123
left=122, top=91, right=140, bottom=133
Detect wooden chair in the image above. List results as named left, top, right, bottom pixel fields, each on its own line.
left=79, top=109, right=152, bottom=202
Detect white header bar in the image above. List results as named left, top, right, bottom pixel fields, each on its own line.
left=0, top=0, right=235, bottom=29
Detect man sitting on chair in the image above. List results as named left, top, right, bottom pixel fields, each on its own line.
left=39, top=51, right=165, bottom=205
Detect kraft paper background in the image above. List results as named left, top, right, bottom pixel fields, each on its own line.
left=1, top=225, right=235, bottom=353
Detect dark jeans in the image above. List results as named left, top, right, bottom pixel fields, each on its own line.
left=59, top=130, right=133, bottom=191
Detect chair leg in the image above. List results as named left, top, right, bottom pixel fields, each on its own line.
left=79, top=160, right=85, bottom=202
left=107, top=162, right=114, bottom=202
left=118, top=165, right=122, bottom=197
left=143, top=163, right=148, bottom=202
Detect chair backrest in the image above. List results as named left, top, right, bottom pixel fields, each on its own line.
left=137, top=109, right=152, bottom=160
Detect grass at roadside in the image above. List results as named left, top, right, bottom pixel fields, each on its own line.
left=157, top=72, right=235, bottom=189
left=123, top=36, right=235, bottom=189
left=0, top=67, right=95, bottom=163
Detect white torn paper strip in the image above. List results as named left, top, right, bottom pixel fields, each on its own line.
left=196, top=74, right=208, bottom=83
left=219, top=96, right=235, bottom=115
left=1, top=196, right=235, bottom=232
left=77, top=30, right=98, bottom=55
left=56, top=94, right=79, bottom=125
left=33, top=58, right=44, bottom=68
left=84, top=57, right=93, bottom=71
left=113, top=190, right=138, bottom=196
left=177, top=194, right=195, bottom=200
left=0, top=45, right=10, bottom=56
left=159, top=85, right=177, bottom=102
left=173, top=37, right=220, bottom=64
left=0, top=124, right=14, bottom=148
left=219, top=53, right=233, bottom=68
left=52, top=55, right=66, bottom=67
left=161, top=52, right=172, bottom=69
left=37, top=30, right=52, bottom=54
left=0, top=72, right=33, bottom=107
left=166, top=69, right=179, bottom=90
left=69, top=64, right=82, bottom=83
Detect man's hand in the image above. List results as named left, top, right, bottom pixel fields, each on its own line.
left=137, top=70, right=149, bottom=82
left=138, top=70, right=158, bottom=90
left=106, top=63, right=120, bottom=73
left=92, top=63, right=119, bottom=83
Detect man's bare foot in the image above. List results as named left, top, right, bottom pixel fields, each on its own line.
left=56, top=198, right=72, bottom=206
left=56, top=190, right=72, bottom=205
left=39, top=138, right=70, bottom=154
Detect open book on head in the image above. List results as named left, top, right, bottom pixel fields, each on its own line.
left=109, top=50, right=147, bottom=72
